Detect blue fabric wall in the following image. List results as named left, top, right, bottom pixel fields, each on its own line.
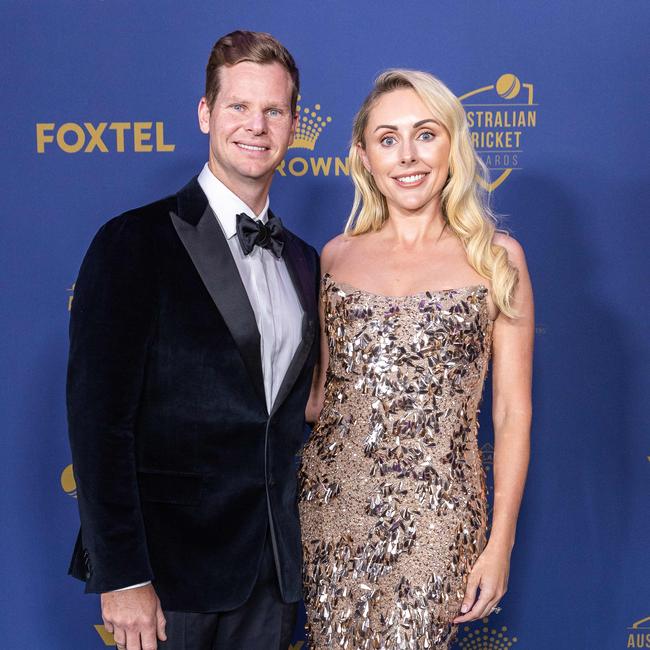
left=1, top=1, right=648, bottom=647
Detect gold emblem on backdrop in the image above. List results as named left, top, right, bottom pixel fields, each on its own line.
left=460, top=74, right=537, bottom=191
left=94, top=625, right=116, bottom=646
left=60, top=464, right=77, bottom=498
left=457, top=617, right=519, bottom=648
left=290, top=98, right=332, bottom=151
left=626, top=615, right=650, bottom=648
left=278, top=96, right=350, bottom=177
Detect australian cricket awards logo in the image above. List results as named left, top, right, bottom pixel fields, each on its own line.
left=277, top=96, right=350, bottom=177
left=460, top=74, right=537, bottom=191
left=626, top=615, right=650, bottom=648
left=457, top=617, right=518, bottom=649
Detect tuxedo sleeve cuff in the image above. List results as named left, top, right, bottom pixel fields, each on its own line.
left=112, top=581, right=151, bottom=592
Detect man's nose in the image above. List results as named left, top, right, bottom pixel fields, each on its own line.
left=245, top=111, right=267, bottom=135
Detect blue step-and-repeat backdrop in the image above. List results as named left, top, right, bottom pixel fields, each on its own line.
left=1, top=1, right=649, bottom=648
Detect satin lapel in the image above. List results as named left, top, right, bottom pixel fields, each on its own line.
left=270, top=225, right=317, bottom=416
left=170, top=179, right=266, bottom=407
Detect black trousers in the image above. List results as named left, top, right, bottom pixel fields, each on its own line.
left=159, top=535, right=298, bottom=650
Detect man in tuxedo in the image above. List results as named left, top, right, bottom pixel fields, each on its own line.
left=67, top=31, right=319, bottom=650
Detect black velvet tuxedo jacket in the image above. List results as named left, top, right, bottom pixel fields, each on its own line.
left=67, top=177, right=319, bottom=612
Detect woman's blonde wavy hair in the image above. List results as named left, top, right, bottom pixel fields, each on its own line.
left=345, top=69, right=518, bottom=317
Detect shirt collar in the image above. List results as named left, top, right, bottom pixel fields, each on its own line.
left=197, top=162, right=270, bottom=239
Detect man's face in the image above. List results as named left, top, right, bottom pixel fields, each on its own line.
left=198, top=61, right=296, bottom=198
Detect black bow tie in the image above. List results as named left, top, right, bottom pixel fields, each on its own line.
left=235, top=212, right=284, bottom=259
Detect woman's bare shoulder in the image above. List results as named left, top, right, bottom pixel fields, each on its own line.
left=493, top=231, right=527, bottom=267
left=321, top=233, right=358, bottom=272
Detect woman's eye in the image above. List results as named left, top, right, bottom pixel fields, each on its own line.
left=381, top=136, right=396, bottom=146
left=418, top=131, right=435, bottom=141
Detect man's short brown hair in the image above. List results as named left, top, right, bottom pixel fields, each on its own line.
left=205, top=30, right=300, bottom=112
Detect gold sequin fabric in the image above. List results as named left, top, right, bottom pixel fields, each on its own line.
left=299, top=274, right=493, bottom=649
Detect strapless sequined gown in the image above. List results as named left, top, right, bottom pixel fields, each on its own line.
left=299, top=274, right=493, bottom=649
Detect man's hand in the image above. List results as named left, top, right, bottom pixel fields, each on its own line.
left=101, top=584, right=167, bottom=650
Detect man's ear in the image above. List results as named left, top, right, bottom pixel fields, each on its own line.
left=198, top=97, right=211, bottom=135
left=288, top=110, right=299, bottom=147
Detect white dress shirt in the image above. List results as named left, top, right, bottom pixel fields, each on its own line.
left=198, top=163, right=304, bottom=411
left=115, top=165, right=303, bottom=591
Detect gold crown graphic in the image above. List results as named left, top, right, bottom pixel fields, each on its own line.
left=458, top=618, right=518, bottom=649
left=290, top=96, right=332, bottom=150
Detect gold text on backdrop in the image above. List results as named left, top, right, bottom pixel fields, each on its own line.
left=35, top=122, right=175, bottom=153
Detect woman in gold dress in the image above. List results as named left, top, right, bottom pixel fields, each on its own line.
left=299, top=70, right=533, bottom=649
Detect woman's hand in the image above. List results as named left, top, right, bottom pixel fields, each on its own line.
left=453, top=543, right=510, bottom=624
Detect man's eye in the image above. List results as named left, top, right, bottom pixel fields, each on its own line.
left=232, top=104, right=245, bottom=111
left=267, top=109, right=281, bottom=117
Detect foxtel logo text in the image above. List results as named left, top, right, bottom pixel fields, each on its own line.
left=36, top=122, right=175, bottom=153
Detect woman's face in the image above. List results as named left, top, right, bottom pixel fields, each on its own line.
left=359, top=88, right=451, bottom=217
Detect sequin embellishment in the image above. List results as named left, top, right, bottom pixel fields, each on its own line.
left=299, top=274, right=493, bottom=649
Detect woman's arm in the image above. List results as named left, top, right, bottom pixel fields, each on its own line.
left=305, top=236, right=343, bottom=423
left=305, top=297, right=330, bottom=424
left=455, top=233, right=534, bottom=623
